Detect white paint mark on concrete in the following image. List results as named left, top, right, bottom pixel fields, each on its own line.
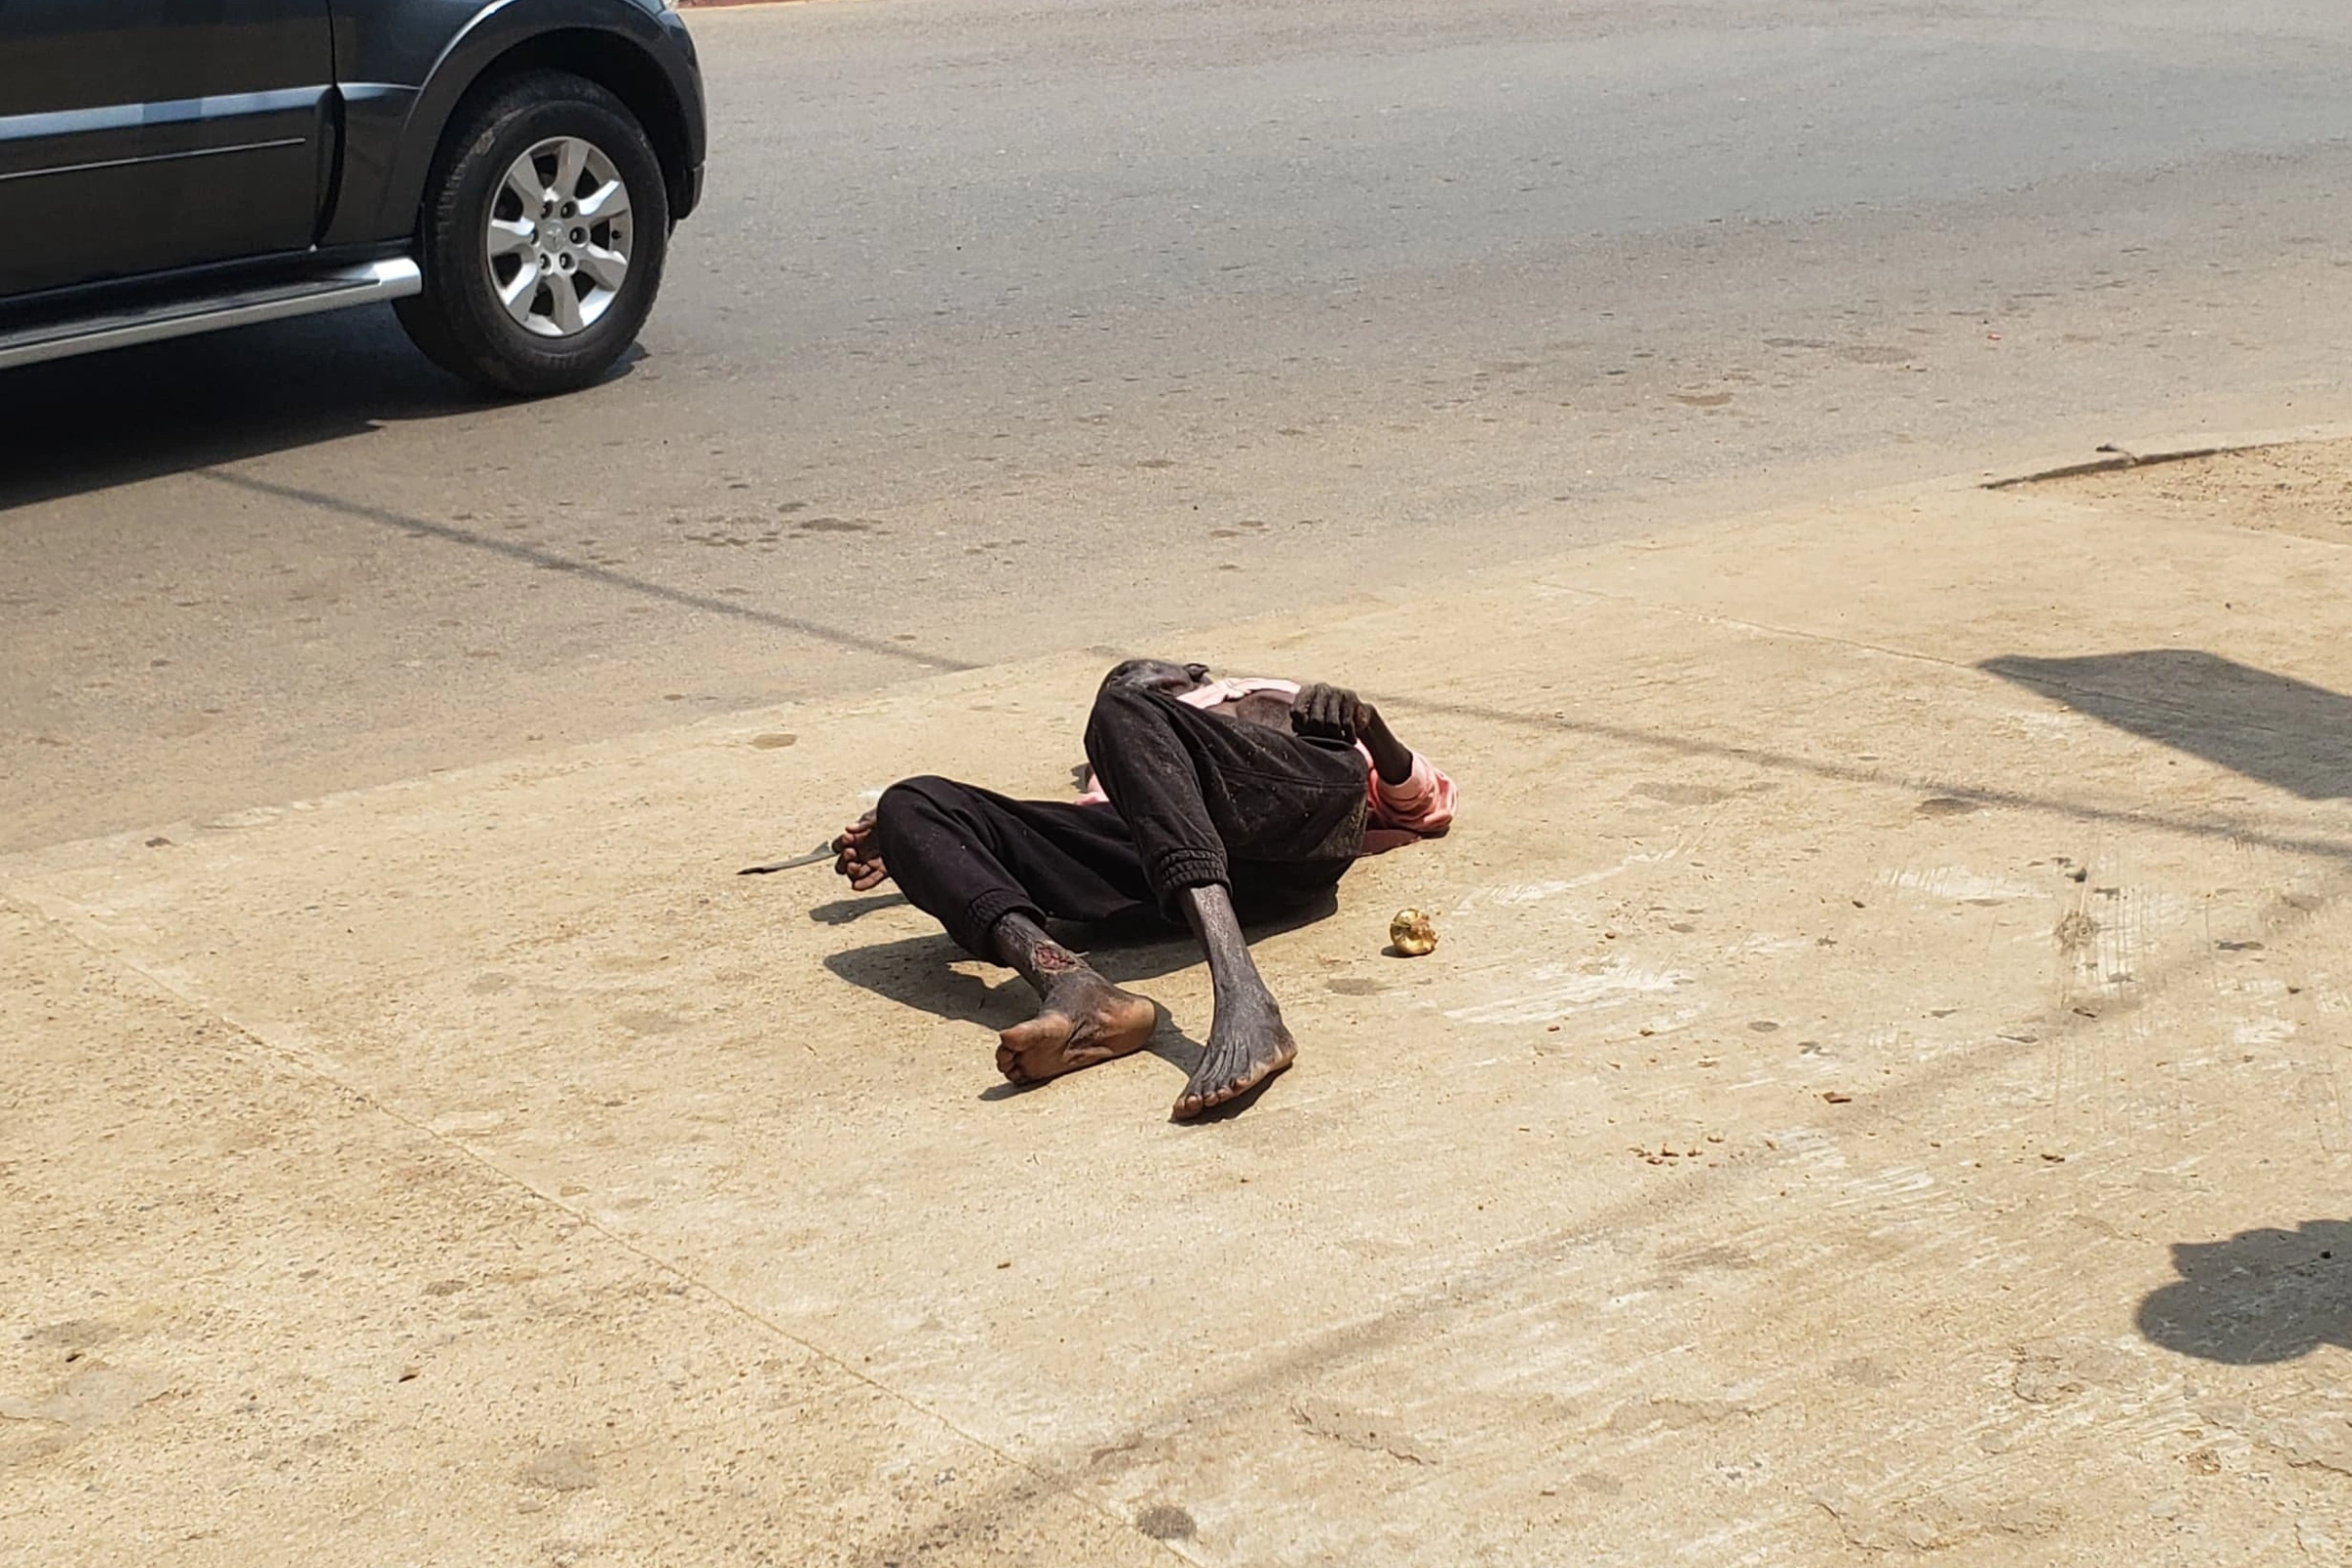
left=1880, top=866, right=2046, bottom=904
left=2012, top=710, right=2086, bottom=735
left=2231, top=1017, right=2295, bottom=1047
left=1829, top=1165, right=1936, bottom=1208
left=1769, top=1127, right=1848, bottom=1172
left=1445, top=959, right=1691, bottom=1025
left=1487, top=879, right=1591, bottom=906
left=1733, top=933, right=1815, bottom=956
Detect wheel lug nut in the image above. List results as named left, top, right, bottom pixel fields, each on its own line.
left=569, top=228, right=585, bottom=244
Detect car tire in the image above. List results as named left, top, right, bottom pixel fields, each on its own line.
left=396, top=70, right=670, bottom=397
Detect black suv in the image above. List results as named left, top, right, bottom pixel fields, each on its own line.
left=0, top=0, right=705, bottom=395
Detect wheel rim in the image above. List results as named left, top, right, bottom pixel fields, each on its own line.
left=485, top=135, right=633, bottom=339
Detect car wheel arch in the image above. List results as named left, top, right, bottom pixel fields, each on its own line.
left=378, top=0, right=699, bottom=244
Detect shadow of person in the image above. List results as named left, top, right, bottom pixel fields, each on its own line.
left=1981, top=650, right=2352, bottom=801
left=821, top=891, right=1338, bottom=1089
left=2135, top=1219, right=2352, bottom=1363
left=808, top=893, right=907, bottom=926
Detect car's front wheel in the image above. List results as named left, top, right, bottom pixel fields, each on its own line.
left=396, top=71, right=670, bottom=397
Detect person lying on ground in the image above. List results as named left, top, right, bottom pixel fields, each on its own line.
left=832, top=660, right=1455, bottom=1120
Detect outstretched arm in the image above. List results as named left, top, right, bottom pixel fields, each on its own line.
left=1292, top=682, right=1415, bottom=786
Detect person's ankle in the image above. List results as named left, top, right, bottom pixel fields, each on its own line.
left=1214, top=977, right=1279, bottom=1011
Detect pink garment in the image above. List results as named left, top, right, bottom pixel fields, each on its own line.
left=1076, top=677, right=1456, bottom=837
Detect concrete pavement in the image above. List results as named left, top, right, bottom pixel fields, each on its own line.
left=12, top=434, right=2352, bottom=1564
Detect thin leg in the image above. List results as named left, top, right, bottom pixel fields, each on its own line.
left=1080, top=685, right=1350, bottom=1118
left=1083, top=684, right=1368, bottom=911
left=990, top=911, right=1160, bottom=1087
left=868, top=777, right=1162, bottom=1088
left=1170, top=884, right=1298, bottom=1120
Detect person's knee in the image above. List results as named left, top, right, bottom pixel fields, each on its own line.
left=874, top=775, right=961, bottom=850
left=1090, top=681, right=1161, bottom=720
left=1086, top=681, right=1165, bottom=755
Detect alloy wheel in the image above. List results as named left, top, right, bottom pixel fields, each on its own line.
left=484, top=135, right=633, bottom=338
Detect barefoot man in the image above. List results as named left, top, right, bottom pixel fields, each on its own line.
left=832, top=660, right=1455, bottom=1119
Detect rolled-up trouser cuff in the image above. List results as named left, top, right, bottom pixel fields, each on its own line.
left=962, top=888, right=1047, bottom=959
left=1149, top=848, right=1230, bottom=916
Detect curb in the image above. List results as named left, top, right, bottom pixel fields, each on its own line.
left=1972, top=418, right=2352, bottom=491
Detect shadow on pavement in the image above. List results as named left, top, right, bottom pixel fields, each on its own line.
left=0, top=308, right=493, bottom=513
left=1982, top=650, right=2352, bottom=801
left=822, top=893, right=1340, bottom=1017
left=809, top=893, right=910, bottom=925
left=2136, top=1220, right=2352, bottom=1363
left=821, top=892, right=1339, bottom=1078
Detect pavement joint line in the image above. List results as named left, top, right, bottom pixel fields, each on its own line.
left=10, top=590, right=2346, bottom=888
left=0, top=880, right=1188, bottom=1561
left=1522, top=574, right=2022, bottom=679
left=196, top=467, right=977, bottom=674
left=1388, top=693, right=2352, bottom=869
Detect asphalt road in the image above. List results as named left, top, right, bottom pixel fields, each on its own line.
left=7, top=0, right=2352, bottom=852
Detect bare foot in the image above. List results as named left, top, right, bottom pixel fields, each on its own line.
left=1172, top=989, right=1297, bottom=1120
left=996, top=967, right=1159, bottom=1086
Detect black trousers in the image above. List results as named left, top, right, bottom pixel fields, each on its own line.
left=873, top=684, right=1370, bottom=957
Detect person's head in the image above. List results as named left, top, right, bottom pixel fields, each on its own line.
left=1101, top=659, right=1212, bottom=696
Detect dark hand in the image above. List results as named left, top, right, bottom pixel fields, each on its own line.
left=1296, top=681, right=1416, bottom=786
left=1292, top=682, right=1371, bottom=746
left=833, top=810, right=891, bottom=891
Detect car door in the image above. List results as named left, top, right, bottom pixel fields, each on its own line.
left=0, top=0, right=335, bottom=299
